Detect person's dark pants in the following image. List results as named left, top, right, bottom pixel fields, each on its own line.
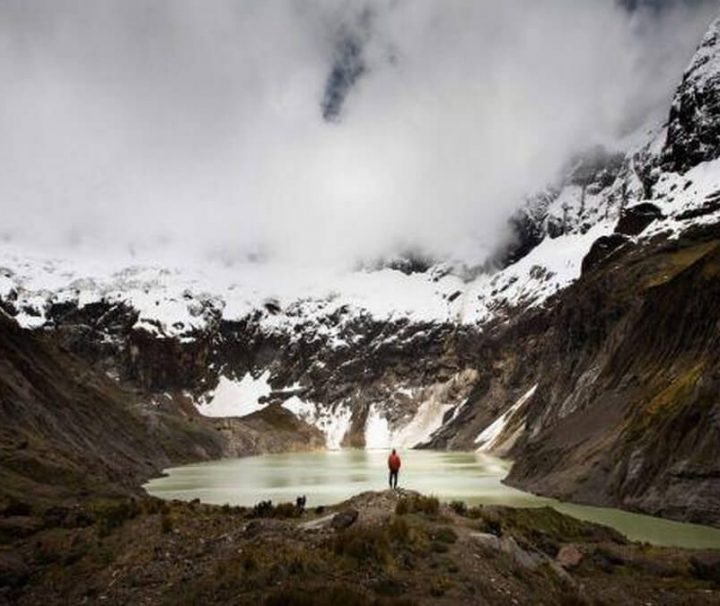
left=389, top=469, right=399, bottom=488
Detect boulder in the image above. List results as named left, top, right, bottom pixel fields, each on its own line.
left=615, top=203, right=663, bottom=236
left=581, top=234, right=629, bottom=274
left=470, top=532, right=543, bottom=570
left=556, top=544, right=584, bottom=569
left=330, top=508, right=359, bottom=530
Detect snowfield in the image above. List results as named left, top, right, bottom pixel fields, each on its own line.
left=0, top=208, right=614, bottom=342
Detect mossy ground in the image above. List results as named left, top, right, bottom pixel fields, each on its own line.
left=1, top=491, right=718, bottom=605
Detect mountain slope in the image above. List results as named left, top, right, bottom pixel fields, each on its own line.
left=0, top=312, right=322, bottom=506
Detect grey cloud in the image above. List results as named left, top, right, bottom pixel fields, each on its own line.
left=0, top=0, right=717, bottom=268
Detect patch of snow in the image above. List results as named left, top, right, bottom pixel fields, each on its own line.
left=392, top=397, right=454, bottom=449
left=475, top=384, right=538, bottom=452
left=0, top=217, right=617, bottom=343
left=464, top=221, right=614, bottom=323
left=281, top=395, right=314, bottom=418
left=282, top=397, right=351, bottom=450
left=197, top=371, right=271, bottom=418
left=646, top=157, right=720, bottom=239
left=365, top=404, right=392, bottom=450
left=682, top=16, right=720, bottom=93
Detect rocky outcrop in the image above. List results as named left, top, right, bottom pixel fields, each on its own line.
left=663, top=17, right=720, bottom=173
left=581, top=233, right=631, bottom=273
left=614, top=202, right=664, bottom=236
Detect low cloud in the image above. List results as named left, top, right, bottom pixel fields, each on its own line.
left=0, top=0, right=716, bottom=268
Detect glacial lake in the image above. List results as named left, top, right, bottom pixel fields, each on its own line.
left=144, top=450, right=720, bottom=550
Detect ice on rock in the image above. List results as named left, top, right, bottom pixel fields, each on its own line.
left=198, top=371, right=272, bottom=418
left=475, top=384, right=538, bottom=452
left=364, top=404, right=392, bottom=450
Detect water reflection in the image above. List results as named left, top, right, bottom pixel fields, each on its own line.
left=144, top=449, right=720, bottom=550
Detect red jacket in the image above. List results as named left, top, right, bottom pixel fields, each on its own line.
left=388, top=453, right=401, bottom=472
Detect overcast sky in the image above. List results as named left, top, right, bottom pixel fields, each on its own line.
left=0, top=0, right=717, bottom=268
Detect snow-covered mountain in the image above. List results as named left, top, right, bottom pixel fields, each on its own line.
left=3, top=11, right=720, bottom=524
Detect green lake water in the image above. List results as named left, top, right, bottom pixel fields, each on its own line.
left=144, top=450, right=720, bottom=550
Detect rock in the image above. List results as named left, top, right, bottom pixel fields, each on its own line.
left=470, top=531, right=503, bottom=553
left=331, top=508, right=359, bottom=530
left=581, top=234, right=629, bottom=274
left=470, top=532, right=543, bottom=570
left=556, top=544, right=584, bottom=569
left=299, top=507, right=358, bottom=532
left=614, top=203, right=663, bottom=236
left=298, top=514, right=336, bottom=532
left=243, top=520, right=266, bottom=538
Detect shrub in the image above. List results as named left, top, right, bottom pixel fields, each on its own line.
left=429, top=576, right=453, bottom=597
left=141, top=498, right=169, bottom=516
left=94, top=499, right=140, bottom=536
left=273, top=503, right=298, bottom=519
left=160, top=512, right=173, bottom=534
left=465, top=506, right=484, bottom=519
left=449, top=501, right=467, bottom=516
left=387, top=516, right=410, bottom=543
left=251, top=500, right=274, bottom=518
left=430, top=541, right=449, bottom=553
left=395, top=499, right=409, bottom=516
left=395, top=495, right=439, bottom=517
left=249, top=500, right=299, bottom=519
left=333, top=526, right=391, bottom=566
left=431, top=526, right=457, bottom=544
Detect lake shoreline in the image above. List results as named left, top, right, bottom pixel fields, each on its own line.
left=144, top=449, right=720, bottom=550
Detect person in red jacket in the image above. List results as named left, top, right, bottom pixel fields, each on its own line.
left=388, top=449, right=401, bottom=489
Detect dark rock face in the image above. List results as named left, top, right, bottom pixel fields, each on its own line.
left=320, top=9, right=373, bottom=123
left=505, top=231, right=720, bottom=526
left=662, top=17, right=720, bottom=173
left=615, top=203, right=664, bottom=236
left=581, top=234, right=630, bottom=273
left=425, top=217, right=720, bottom=526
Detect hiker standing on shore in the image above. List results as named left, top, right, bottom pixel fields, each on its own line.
left=388, top=449, right=401, bottom=489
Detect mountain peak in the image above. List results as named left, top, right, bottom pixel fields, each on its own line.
left=662, top=14, right=720, bottom=172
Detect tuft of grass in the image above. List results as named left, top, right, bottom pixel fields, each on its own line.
left=428, top=575, right=454, bottom=597
left=249, top=500, right=299, bottom=519
left=1, top=498, right=32, bottom=517
left=395, top=495, right=439, bottom=517
left=333, top=526, right=392, bottom=566
left=93, top=499, right=140, bottom=537
left=431, top=526, right=457, bottom=545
